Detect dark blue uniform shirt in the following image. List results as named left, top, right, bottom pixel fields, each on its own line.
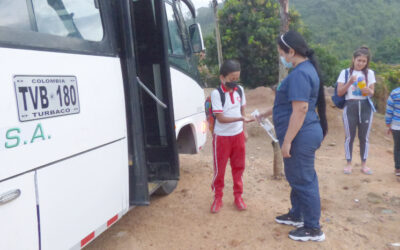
left=273, top=60, right=320, bottom=141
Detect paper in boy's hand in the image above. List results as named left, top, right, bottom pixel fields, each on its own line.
left=251, top=109, right=278, bottom=142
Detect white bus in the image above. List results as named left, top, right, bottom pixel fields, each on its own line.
left=0, top=0, right=206, bottom=249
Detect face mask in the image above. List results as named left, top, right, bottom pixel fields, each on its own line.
left=280, top=56, right=293, bottom=69
left=225, top=81, right=238, bottom=89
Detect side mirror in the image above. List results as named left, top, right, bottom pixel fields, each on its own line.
left=189, top=23, right=205, bottom=53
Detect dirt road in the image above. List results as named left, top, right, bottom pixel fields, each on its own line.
left=87, top=88, right=400, bottom=250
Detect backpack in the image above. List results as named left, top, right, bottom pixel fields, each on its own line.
left=205, top=86, right=243, bottom=133
left=331, top=69, right=349, bottom=109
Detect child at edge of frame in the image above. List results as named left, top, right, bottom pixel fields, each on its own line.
left=385, top=86, right=400, bottom=179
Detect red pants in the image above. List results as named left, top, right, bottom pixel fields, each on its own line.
left=212, top=132, right=246, bottom=199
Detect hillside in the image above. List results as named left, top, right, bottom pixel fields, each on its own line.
left=291, top=0, right=400, bottom=61
left=197, top=7, right=215, bottom=38
left=196, top=3, right=224, bottom=39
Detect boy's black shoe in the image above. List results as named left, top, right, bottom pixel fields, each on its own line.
left=275, top=212, right=304, bottom=227
left=288, top=227, right=325, bottom=242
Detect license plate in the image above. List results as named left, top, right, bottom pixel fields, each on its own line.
left=14, top=75, right=80, bottom=122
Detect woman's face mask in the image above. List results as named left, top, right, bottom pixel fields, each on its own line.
left=280, top=56, right=293, bottom=69
left=278, top=46, right=294, bottom=69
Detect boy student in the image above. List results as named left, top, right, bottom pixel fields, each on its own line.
left=210, top=60, right=254, bottom=213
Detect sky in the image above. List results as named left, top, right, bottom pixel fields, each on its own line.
left=191, top=0, right=222, bottom=9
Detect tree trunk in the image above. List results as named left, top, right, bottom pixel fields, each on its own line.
left=279, top=0, right=290, bottom=34
left=272, top=141, right=283, bottom=179
left=278, top=0, right=290, bottom=83
left=273, top=0, right=290, bottom=179
left=213, top=0, right=223, bottom=68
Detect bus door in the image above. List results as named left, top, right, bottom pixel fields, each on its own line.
left=119, top=0, right=179, bottom=204
left=131, top=0, right=179, bottom=182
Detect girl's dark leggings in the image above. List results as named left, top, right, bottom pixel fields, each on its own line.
left=342, top=99, right=373, bottom=162
left=392, top=130, right=400, bottom=170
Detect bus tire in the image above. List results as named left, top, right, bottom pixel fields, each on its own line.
left=154, top=180, right=178, bottom=195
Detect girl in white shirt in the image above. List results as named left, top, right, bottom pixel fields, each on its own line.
left=336, top=47, right=376, bottom=175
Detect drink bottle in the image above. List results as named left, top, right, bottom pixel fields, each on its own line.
left=357, top=76, right=367, bottom=96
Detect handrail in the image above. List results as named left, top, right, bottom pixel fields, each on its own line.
left=136, top=77, right=167, bottom=109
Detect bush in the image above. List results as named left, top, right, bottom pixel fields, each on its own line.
left=312, top=45, right=340, bottom=86
left=373, top=76, right=389, bottom=113
left=370, top=63, right=400, bottom=113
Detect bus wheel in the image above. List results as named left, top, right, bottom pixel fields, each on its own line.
left=154, top=180, right=178, bottom=195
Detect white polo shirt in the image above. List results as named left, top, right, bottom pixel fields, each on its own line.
left=211, top=85, right=246, bottom=136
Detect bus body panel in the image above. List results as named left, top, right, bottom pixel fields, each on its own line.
left=0, top=47, right=128, bottom=182
left=170, top=67, right=206, bottom=150
left=170, top=67, right=205, bottom=121
left=0, top=46, right=129, bottom=249
left=0, top=0, right=206, bottom=248
left=0, top=172, right=39, bottom=250
left=37, top=139, right=129, bottom=250
left=175, top=112, right=206, bottom=152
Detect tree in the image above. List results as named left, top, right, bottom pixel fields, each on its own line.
left=312, top=44, right=340, bottom=86
left=213, top=0, right=223, bottom=68
left=203, top=0, right=307, bottom=88
left=215, top=0, right=281, bottom=88
left=278, top=0, right=289, bottom=87
left=270, top=0, right=289, bottom=180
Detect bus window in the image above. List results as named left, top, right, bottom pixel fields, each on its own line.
left=32, top=0, right=104, bottom=41
left=165, top=2, right=184, bottom=56
left=177, top=0, right=196, bottom=53
left=0, top=0, right=31, bottom=30
left=179, top=1, right=195, bottom=27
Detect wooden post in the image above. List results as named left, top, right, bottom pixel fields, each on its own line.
left=278, top=0, right=290, bottom=83
left=213, top=0, right=223, bottom=67
left=272, top=0, right=290, bottom=179
left=272, top=141, right=283, bottom=179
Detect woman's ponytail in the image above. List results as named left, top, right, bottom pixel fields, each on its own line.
left=308, top=50, right=328, bottom=138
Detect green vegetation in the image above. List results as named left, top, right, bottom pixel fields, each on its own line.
left=196, top=6, right=217, bottom=39
left=290, top=0, right=400, bottom=110
left=291, top=0, right=400, bottom=64
left=374, top=38, right=400, bottom=64
left=313, top=45, right=340, bottom=86
left=198, top=0, right=399, bottom=111
left=201, top=0, right=311, bottom=88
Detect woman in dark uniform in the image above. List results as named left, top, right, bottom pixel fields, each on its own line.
left=257, top=31, right=327, bottom=242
